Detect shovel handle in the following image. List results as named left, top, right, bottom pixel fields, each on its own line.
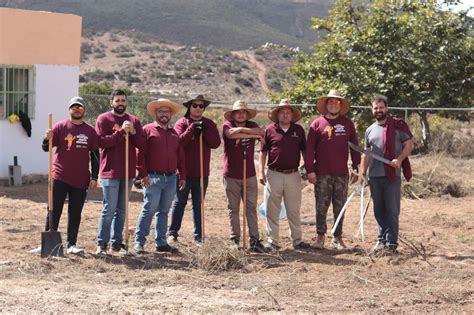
left=48, top=113, right=53, bottom=212
left=125, top=133, right=129, bottom=246
left=199, top=134, right=205, bottom=242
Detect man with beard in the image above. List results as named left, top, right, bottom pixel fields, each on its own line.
left=222, top=100, right=266, bottom=252
left=361, top=95, right=413, bottom=255
left=31, top=97, right=99, bottom=255
left=95, top=89, right=145, bottom=256
left=305, top=90, right=360, bottom=250
left=134, top=99, right=186, bottom=254
left=168, top=94, right=221, bottom=244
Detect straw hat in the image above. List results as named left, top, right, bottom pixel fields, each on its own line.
left=147, top=98, right=181, bottom=116
left=268, top=99, right=302, bottom=123
left=224, top=100, right=257, bottom=121
left=316, top=90, right=350, bottom=116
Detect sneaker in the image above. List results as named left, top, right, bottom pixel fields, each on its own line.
left=134, top=244, right=145, bottom=254
left=294, top=241, right=311, bottom=250
left=111, top=243, right=128, bottom=255
left=311, top=234, right=325, bottom=249
left=96, top=246, right=107, bottom=257
left=369, top=241, right=385, bottom=256
left=249, top=240, right=268, bottom=253
left=386, top=244, right=398, bottom=255
left=167, top=235, right=178, bottom=244
left=264, top=242, right=280, bottom=252
left=194, top=238, right=203, bottom=247
left=156, top=244, right=178, bottom=253
left=329, top=237, right=348, bottom=251
left=67, top=245, right=84, bottom=255
left=30, top=246, right=41, bottom=255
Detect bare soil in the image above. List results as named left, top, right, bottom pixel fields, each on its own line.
left=1, top=149, right=473, bottom=313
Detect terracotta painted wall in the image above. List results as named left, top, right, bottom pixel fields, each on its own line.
left=0, top=8, right=82, bottom=65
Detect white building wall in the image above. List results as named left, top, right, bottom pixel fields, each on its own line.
left=0, top=64, right=79, bottom=179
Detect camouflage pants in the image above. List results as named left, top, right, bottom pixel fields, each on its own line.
left=314, top=175, right=349, bottom=237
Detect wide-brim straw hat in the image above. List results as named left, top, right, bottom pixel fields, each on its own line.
left=224, top=100, right=257, bottom=121
left=147, top=98, right=181, bottom=117
left=316, top=90, right=350, bottom=116
left=182, top=94, right=211, bottom=107
left=268, top=99, right=302, bottom=123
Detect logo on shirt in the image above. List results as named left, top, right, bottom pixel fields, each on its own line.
left=64, top=134, right=76, bottom=151
left=112, top=124, right=122, bottom=132
left=334, top=124, right=346, bottom=136
left=291, top=131, right=299, bottom=138
left=76, top=134, right=89, bottom=149
left=324, top=126, right=333, bottom=139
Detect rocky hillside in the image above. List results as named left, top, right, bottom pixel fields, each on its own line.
left=80, top=31, right=298, bottom=102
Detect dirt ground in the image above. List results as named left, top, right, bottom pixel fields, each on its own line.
left=0, top=149, right=473, bottom=313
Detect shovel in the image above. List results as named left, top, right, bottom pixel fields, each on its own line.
left=41, top=113, right=64, bottom=258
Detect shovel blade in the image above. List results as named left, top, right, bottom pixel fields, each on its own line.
left=41, top=231, right=64, bottom=258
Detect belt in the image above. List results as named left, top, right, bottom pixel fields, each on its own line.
left=147, top=170, right=175, bottom=176
left=269, top=167, right=298, bottom=174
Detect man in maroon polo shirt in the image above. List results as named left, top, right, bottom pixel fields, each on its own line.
left=168, top=94, right=221, bottom=243
left=305, top=90, right=361, bottom=250
left=95, top=89, right=146, bottom=256
left=259, top=99, right=311, bottom=251
left=31, top=97, right=99, bottom=255
left=134, top=99, right=186, bottom=254
left=223, top=100, right=266, bottom=252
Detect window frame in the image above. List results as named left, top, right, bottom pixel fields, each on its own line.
left=0, top=65, right=35, bottom=119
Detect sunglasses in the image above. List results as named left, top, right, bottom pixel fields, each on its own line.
left=191, top=103, right=205, bottom=109
left=70, top=105, right=84, bottom=111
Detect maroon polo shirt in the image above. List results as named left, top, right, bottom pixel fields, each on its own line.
left=222, top=120, right=259, bottom=179
left=173, top=116, right=221, bottom=177
left=95, top=111, right=145, bottom=180
left=51, top=119, right=99, bottom=189
left=305, top=116, right=361, bottom=176
left=261, top=122, right=306, bottom=170
left=137, top=121, right=186, bottom=180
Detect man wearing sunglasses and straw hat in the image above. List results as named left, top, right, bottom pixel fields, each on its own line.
left=134, top=99, right=186, bottom=254
left=305, top=90, right=361, bottom=250
left=259, top=99, right=311, bottom=251
left=168, top=94, right=221, bottom=244
left=222, top=100, right=267, bottom=253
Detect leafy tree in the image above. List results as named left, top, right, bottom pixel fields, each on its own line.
left=281, top=0, right=473, bottom=151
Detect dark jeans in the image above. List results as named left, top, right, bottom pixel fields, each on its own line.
left=45, top=179, right=87, bottom=247
left=168, top=176, right=209, bottom=241
left=369, top=176, right=401, bottom=246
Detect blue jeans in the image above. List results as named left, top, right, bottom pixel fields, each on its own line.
left=369, top=176, right=401, bottom=246
left=97, top=178, right=133, bottom=248
left=168, top=176, right=208, bottom=241
left=135, top=174, right=177, bottom=247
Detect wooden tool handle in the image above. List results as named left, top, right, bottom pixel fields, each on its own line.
left=125, top=133, right=129, bottom=244
left=48, top=113, right=53, bottom=212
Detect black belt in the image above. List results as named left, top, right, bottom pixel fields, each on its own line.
left=147, top=170, right=175, bottom=176
left=269, top=167, right=298, bottom=174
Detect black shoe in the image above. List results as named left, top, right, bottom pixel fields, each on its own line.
left=294, top=241, right=311, bottom=250
left=156, top=244, right=178, bottom=253
left=111, top=243, right=126, bottom=251
left=385, top=244, right=398, bottom=255
left=249, top=240, right=268, bottom=253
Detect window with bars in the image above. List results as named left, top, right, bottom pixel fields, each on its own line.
left=0, top=65, right=35, bottom=119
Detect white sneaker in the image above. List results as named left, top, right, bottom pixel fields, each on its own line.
left=67, top=245, right=84, bottom=255
left=30, top=246, right=41, bottom=255
left=134, top=244, right=144, bottom=254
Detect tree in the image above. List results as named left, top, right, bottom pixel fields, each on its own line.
left=281, top=0, right=473, bottom=151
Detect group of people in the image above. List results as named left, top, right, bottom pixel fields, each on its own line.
left=32, top=88, right=413, bottom=257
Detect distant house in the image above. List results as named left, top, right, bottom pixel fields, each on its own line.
left=0, top=8, right=82, bottom=184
